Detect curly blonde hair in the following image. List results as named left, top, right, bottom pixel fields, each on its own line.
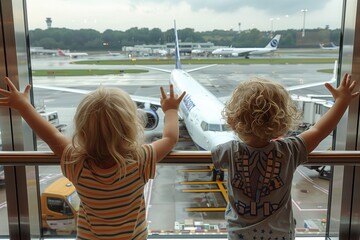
left=66, top=86, right=145, bottom=178
left=223, top=77, right=302, bottom=141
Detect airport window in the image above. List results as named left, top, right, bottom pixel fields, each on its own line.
left=26, top=0, right=340, bottom=236
left=1, top=0, right=357, bottom=239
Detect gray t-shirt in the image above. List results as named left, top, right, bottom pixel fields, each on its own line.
left=211, top=136, right=308, bottom=240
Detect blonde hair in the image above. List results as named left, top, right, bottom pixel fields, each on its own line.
left=224, top=77, right=302, bottom=141
left=66, top=86, right=145, bottom=178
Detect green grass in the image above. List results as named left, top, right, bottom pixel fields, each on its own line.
left=72, top=58, right=337, bottom=65
left=32, top=69, right=148, bottom=76
left=32, top=58, right=337, bottom=76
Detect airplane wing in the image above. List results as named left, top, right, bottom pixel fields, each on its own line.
left=136, top=64, right=218, bottom=74
left=235, top=50, right=253, bottom=56
left=33, top=84, right=160, bottom=106
left=187, top=64, right=218, bottom=73
left=33, top=84, right=161, bottom=131
left=286, top=60, right=337, bottom=91
left=135, top=65, right=172, bottom=73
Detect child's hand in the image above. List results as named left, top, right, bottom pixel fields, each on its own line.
left=325, top=73, right=359, bottom=104
left=160, top=84, right=186, bottom=112
left=0, top=77, right=31, bottom=110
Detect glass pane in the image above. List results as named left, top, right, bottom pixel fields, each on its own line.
left=25, top=0, right=344, bottom=238
left=39, top=166, right=77, bottom=237
left=0, top=166, right=7, bottom=237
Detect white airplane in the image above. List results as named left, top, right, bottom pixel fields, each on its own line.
left=191, top=49, right=204, bottom=54
left=212, top=34, right=281, bottom=58
left=30, top=47, right=58, bottom=56
left=33, top=22, right=337, bottom=151
left=153, top=49, right=168, bottom=56
left=108, top=51, right=121, bottom=56
left=191, top=45, right=205, bottom=55
left=319, top=42, right=339, bottom=50
left=57, top=48, right=88, bottom=58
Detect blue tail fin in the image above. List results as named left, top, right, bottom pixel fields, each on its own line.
left=174, top=20, right=182, bottom=70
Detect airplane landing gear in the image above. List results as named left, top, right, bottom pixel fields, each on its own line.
left=212, top=168, right=224, bottom=181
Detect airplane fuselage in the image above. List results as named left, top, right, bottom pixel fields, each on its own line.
left=170, top=69, right=237, bottom=150
left=212, top=48, right=275, bottom=56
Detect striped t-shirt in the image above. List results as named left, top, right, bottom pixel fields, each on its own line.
left=60, top=144, right=156, bottom=240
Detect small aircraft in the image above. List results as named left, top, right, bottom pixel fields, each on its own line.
left=319, top=42, right=339, bottom=50
left=108, top=51, right=121, bottom=56
left=212, top=34, right=281, bottom=58
left=152, top=49, right=168, bottom=56
left=30, top=47, right=58, bottom=56
left=191, top=45, right=205, bottom=55
left=57, top=49, right=88, bottom=58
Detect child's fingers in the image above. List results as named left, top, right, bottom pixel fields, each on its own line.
left=24, top=84, right=31, bottom=95
left=160, top=86, right=167, bottom=99
left=349, top=80, right=357, bottom=90
left=340, top=73, right=349, bottom=86
left=169, top=84, right=174, bottom=98
left=4, top=77, right=18, bottom=91
left=351, top=91, right=360, bottom=98
left=0, top=88, right=10, bottom=96
left=324, top=82, right=336, bottom=96
left=177, top=91, right=186, bottom=103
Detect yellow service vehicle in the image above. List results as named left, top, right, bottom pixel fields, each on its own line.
left=41, top=177, right=80, bottom=234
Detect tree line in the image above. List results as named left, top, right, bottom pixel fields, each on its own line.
left=29, top=27, right=341, bottom=52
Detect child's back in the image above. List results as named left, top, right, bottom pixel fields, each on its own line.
left=0, top=78, right=185, bottom=240
left=212, top=75, right=358, bottom=239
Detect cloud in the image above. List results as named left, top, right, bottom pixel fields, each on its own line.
left=130, top=0, right=328, bottom=15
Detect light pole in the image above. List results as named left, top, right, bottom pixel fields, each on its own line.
left=301, top=9, right=308, bottom=37
left=269, top=17, right=279, bottom=38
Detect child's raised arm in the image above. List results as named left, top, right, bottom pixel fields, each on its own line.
left=151, top=84, right=185, bottom=161
left=300, top=73, right=359, bottom=152
left=0, top=77, right=70, bottom=156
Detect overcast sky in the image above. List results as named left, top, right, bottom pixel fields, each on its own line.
left=26, top=0, right=343, bottom=32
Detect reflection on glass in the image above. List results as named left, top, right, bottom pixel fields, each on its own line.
left=0, top=165, right=8, bottom=237
left=39, top=168, right=77, bottom=237
left=25, top=0, right=343, bottom=238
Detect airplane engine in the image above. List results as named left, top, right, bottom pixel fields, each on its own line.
left=137, top=107, right=159, bottom=131
left=231, top=53, right=239, bottom=57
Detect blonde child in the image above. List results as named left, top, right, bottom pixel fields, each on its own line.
left=211, top=73, right=358, bottom=239
left=0, top=77, right=185, bottom=240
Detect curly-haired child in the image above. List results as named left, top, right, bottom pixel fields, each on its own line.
left=211, top=73, right=358, bottom=239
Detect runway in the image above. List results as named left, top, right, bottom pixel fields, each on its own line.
left=0, top=54, right=336, bottom=236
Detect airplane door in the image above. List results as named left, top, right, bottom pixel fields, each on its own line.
left=188, top=108, right=200, bottom=145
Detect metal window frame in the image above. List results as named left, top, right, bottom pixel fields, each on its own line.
left=0, top=0, right=360, bottom=239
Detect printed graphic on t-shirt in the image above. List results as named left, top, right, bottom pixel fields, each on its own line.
left=231, top=148, right=284, bottom=216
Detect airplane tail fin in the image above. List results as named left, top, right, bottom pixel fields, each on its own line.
left=174, top=20, right=182, bottom=70
left=265, top=34, right=281, bottom=49
left=57, top=48, right=65, bottom=56
left=331, top=42, right=338, bottom=48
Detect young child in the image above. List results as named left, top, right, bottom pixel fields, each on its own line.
left=211, top=73, right=358, bottom=240
left=0, top=77, right=185, bottom=240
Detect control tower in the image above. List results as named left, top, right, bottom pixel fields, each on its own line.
left=46, top=17, right=52, bottom=29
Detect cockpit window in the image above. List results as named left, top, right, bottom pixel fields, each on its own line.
left=208, top=124, right=221, bottom=131
left=201, top=121, right=231, bottom=132
left=201, top=121, right=208, bottom=131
